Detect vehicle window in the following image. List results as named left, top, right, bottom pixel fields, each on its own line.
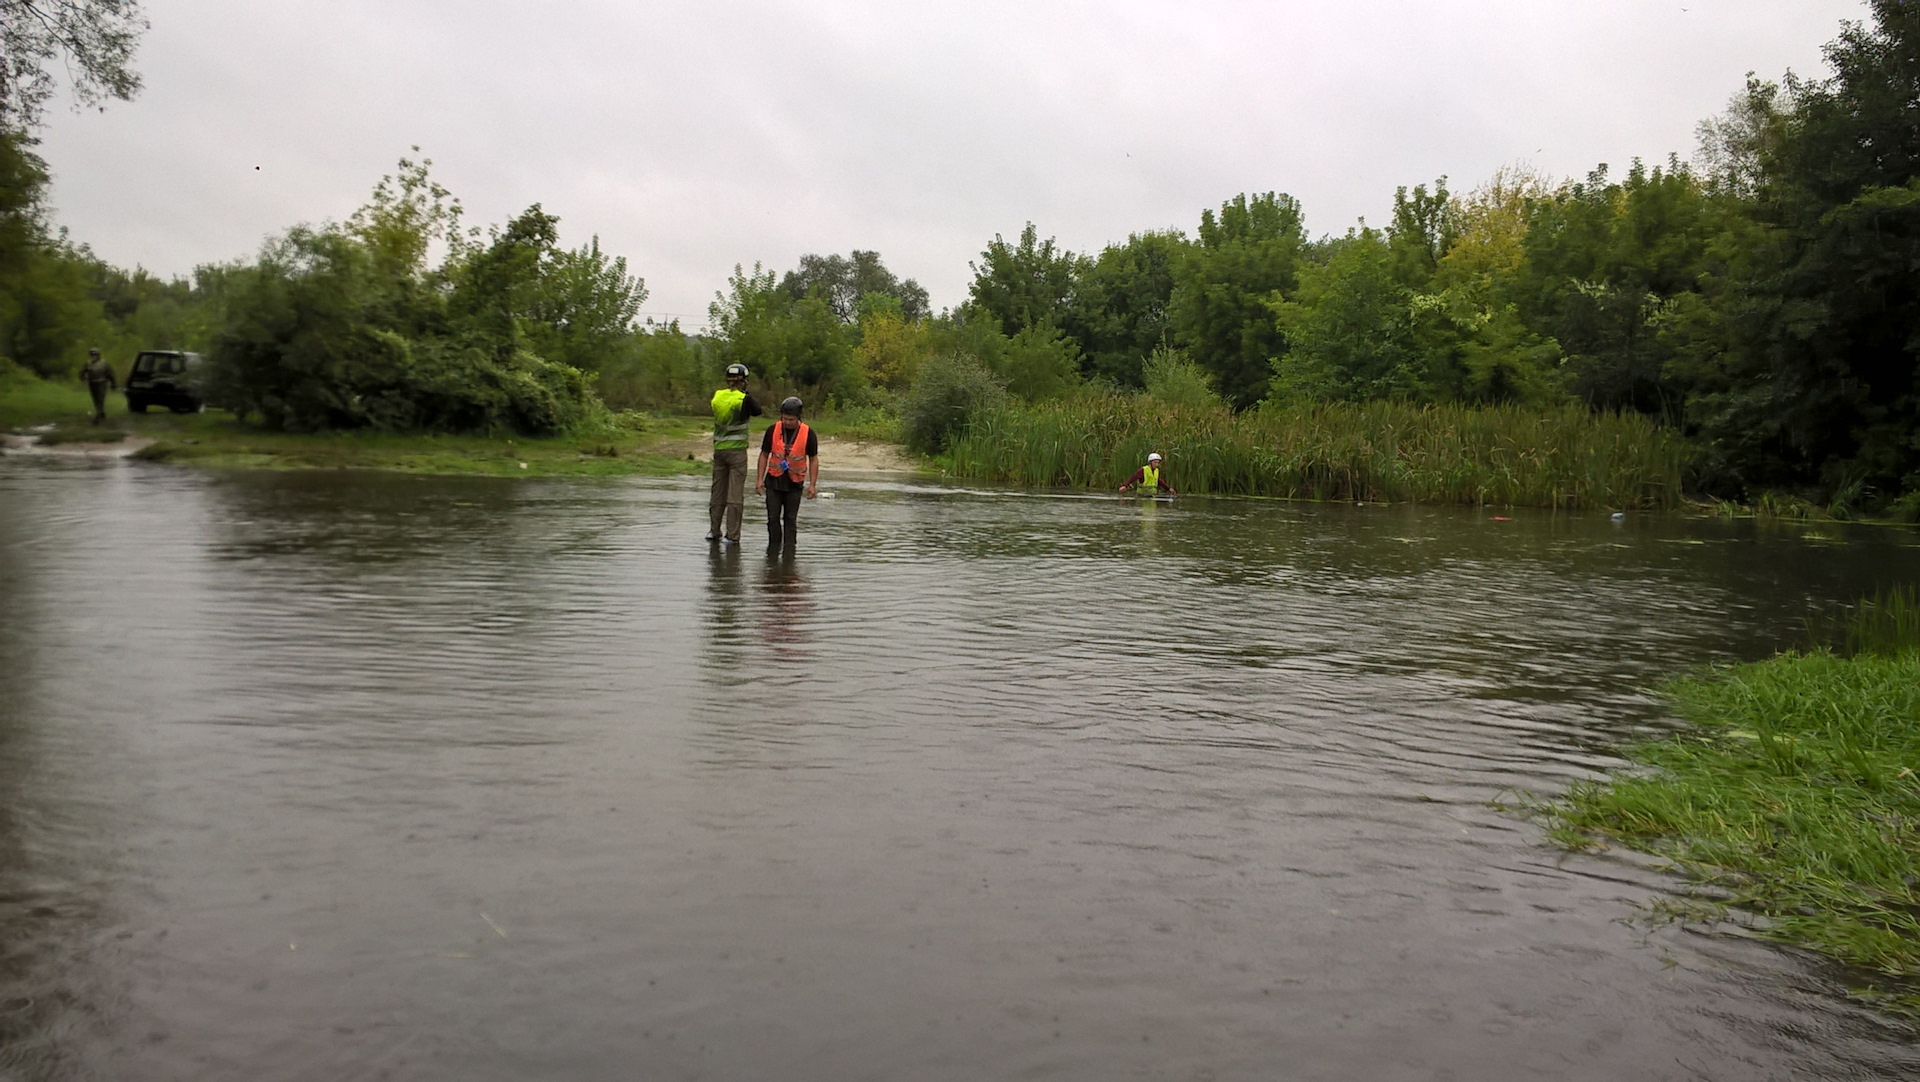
left=132, top=355, right=156, bottom=373
left=163, top=356, right=185, bottom=374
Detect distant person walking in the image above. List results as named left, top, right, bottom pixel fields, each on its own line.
left=1119, top=451, right=1175, bottom=496
left=708, top=363, right=763, bottom=545
left=756, top=396, right=818, bottom=554
left=80, top=349, right=116, bottom=425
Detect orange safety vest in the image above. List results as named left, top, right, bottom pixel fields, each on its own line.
left=764, top=421, right=812, bottom=485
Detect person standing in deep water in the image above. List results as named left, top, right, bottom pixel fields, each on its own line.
left=80, top=349, right=116, bottom=425
left=755, top=396, right=818, bottom=554
left=707, top=363, right=763, bottom=545
left=1118, top=451, right=1176, bottom=496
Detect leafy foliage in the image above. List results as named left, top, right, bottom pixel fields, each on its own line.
left=1065, top=230, right=1184, bottom=388
left=899, top=352, right=1007, bottom=454
left=596, top=320, right=711, bottom=413
left=1167, top=192, right=1306, bottom=407
left=780, top=250, right=928, bottom=322
left=852, top=305, right=928, bottom=391
left=1140, top=346, right=1219, bottom=409
left=204, top=162, right=630, bottom=435
left=0, top=0, right=145, bottom=133
left=709, top=263, right=852, bottom=399
left=966, top=223, right=1082, bottom=338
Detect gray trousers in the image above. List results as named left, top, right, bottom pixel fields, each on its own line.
left=709, top=448, right=749, bottom=540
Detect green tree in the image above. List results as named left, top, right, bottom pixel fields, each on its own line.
left=598, top=319, right=711, bottom=412
left=1066, top=229, right=1188, bottom=387
left=710, top=263, right=853, bottom=398
left=1690, top=0, right=1920, bottom=496
left=0, top=131, right=99, bottom=376
left=992, top=322, right=1081, bottom=401
left=1386, top=178, right=1455, bottom=287
left=1168, top=192, right=1306, bottom=407
left=780, top=250, right=928, bottom=322
left=1513, top=160, right=1718, bottom=419
left=1270, top=228, right=1430, bottom=402
left=853, top=302, right=931, bottom=391
left=204, top=165, right=612, bottom=435
left=966, top=223, right=1084, bottom=337
left=0, top=0, right=146, bottom=133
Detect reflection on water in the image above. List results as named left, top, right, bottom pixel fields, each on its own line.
left=2, top=460, right=1919, bottom=1080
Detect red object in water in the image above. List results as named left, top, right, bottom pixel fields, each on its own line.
left=1491, top=516, right=1512, bottom=522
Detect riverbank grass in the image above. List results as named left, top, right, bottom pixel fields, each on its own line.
left=1544, top=591, right=1920, bottom=1008
left=129, top=418, right=713, bottom=478
left=1, top=367, right=715, bottom=477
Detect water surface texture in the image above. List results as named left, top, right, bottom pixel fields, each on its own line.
left=3, top=461, right=1919, bottom=1080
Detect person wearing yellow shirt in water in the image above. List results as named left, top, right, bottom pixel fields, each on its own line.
left=707, top=363, right=763, bottom=545
left=1118, top=452, right=1176, bottom=496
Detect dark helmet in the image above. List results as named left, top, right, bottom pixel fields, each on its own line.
left=779, top=396, right=803, bottom=417
left=725, top=363, right=749, bottom=381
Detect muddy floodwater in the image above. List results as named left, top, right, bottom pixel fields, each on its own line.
left=4, top=460, right=1920, bottom=1081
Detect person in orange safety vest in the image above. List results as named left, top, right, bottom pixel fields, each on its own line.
left=755, top=396, right=819, bottom=553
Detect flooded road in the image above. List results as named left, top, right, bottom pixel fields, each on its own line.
left=2, top=460, right=1918, bottom=1080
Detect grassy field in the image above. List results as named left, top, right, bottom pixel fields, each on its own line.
left=946, top=396, right=1692, bottom=510
left=1540, top=588, right=1920, bottom=1011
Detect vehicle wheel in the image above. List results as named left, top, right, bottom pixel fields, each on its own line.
left=170, top=404, right=193, bottom=414
left=128, top=400, right=147, bottom=413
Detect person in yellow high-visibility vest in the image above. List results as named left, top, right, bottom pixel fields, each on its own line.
left=1118, top=452, right=1176, bottom=495
left=708, top=363, right=763, bottom=544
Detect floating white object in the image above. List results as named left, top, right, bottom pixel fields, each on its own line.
left=1610, top=512, right=1625, bottom=520
left=820, top=492, right=835, bottom=499
left=518, top=462, right=528, bottom=469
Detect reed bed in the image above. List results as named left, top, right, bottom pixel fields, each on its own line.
left=945, top=397, right=1691, bottom=509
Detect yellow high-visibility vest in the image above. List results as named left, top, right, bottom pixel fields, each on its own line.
left=711, top=388, right=749, bottom=450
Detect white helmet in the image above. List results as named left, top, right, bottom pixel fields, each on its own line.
left=1147, top=452, right=1162, bottom=463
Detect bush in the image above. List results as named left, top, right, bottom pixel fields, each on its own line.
left=901, top=353, right=1008, bottom=454
left=204, top=191, right=613, bottom=436
left=1141, top=345, right=1220, bottom=408
left=992, top=323, right=1081, bottom=401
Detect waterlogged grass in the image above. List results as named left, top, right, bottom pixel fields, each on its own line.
left=1544, top=589, right=1920, bottom=1010
left=131, top=426, right=709, bottom=478
left=946, top=397, right=1691, bottom=509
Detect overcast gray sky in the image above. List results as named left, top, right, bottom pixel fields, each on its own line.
left=34, top=0, right=1867, bottom=325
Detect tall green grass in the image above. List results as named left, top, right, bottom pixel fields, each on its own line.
left=945, top=396, right=1691, bottom=509
left=1545, top=587, right=1920, bottom=1007
left=0, top=362, right=105, bottom=429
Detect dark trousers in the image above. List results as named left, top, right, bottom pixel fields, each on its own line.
left=88, top=382, right=108, bottom=423
left=765, top=485, right=803, bottom=551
